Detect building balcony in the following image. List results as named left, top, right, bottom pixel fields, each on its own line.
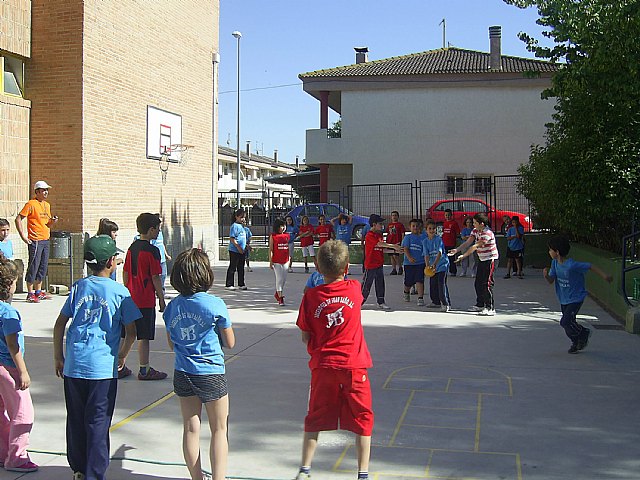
left=305, top=128, right=347, bottom=165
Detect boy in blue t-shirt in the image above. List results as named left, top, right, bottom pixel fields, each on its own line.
left=332, top=213, right=353, bottom=246
left=53, top=235, right=141, bottom=480
left=0, top=219, right=13, bottom=260
left=422, top=219, right=451, bottom=311
left=401, top=219, right=426, bottom=306
left=543, top=236, right=612, bottom=354
left=225, top=209, right=247, bottom=290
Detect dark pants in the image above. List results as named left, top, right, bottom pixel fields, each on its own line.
left=445, top=246, right=457, bottom=276
left=560, top=302, right=587, bottom=344
left=26, top=239, right=49, bottom=283
left=225, top=250, right=245, bottom=287
left=474, top=259, right=495, bottom=309
left=362, top=266, right=385, bottom=304
left=64, top=377, right=118, bottom=480
left=429, top=271, right=450, bottom=306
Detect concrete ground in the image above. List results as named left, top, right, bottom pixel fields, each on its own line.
left=2, top=261, right=640, bottom=480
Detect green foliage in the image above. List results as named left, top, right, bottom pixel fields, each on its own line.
left=506, top=0, right=640, bottom=252
left=327, top=119, right=342, bottom=138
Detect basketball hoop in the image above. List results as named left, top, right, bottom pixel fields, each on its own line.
left=164, top=143, right=194, bottom=167
left=159, top=153, right=170, bottom=185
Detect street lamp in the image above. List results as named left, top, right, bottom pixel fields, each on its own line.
left=232, top=30, right=242, bottom=208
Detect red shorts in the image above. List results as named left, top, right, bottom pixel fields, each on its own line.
left=304, top=367, right=374, bottom=436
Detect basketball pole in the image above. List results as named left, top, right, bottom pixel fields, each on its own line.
left=232, top=31, right=242, bottom=208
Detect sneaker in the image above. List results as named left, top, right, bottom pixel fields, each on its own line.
left=518, top=273, right=524, bottom=279
left=225, top=286, right=236, bottom=291
left=202, top=473, right=213, bottom=480
left=503, top=274, right=511, bottom=279
left=479, top=308, right=489, bottom=316
left=274, top=292, right=280, bottom=302
left=568, top=344, right=579, bottom=354
left=441, top=305, right=451, bottom=312
left=410, top=287, right=417, bottom=295
left=37, top=291, right=52, bottom=300
left=398, top=268, right=403, bottom=275
left=295, top=473, right=311, bottom=480
left=427, top=303, right=441, bottom=308
left=26, top=292, right=40, bottom=303
left=247, top=267, right=253, bottom=272
left=279, top=298, right=285, bottom=306
left=390, top=270, right=398, bottom=276
left=138, top=367, right=167, bottom=381
left=5, top=461, right=39, bottom=473
left=577, top=328, right=591, bottom=350
left=73, top=472, right=86, bottom=480
left=377, top=303, right=391, bottom=310
left=417, top=298, right=425, bottom=307
left=470, top=305, right=483, bottom=312
left=403, top=292, right=410, bottom=302
left=118, top=365, right=132, bottom=379
left=486, top=309, right=496, bottom=316
left=288, top=267, right=293, bottom=273
left=305, top=267, right=309, bottom=273
left=239, top=286, right=248, bottom=291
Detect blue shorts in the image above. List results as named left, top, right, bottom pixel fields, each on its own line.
left=26, top=239, right=50, bottom=283
left=404, top=264, right=425, bottom=286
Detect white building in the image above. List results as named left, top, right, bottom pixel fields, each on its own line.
left=299, top=26, right=559, bottom=201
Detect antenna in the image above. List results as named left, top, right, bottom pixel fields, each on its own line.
left=439, top=18, right=446, bottom=49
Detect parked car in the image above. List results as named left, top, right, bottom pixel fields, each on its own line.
left=285, top=203, right=370, bottom=240
left=426, top=198, right=533, bottom=232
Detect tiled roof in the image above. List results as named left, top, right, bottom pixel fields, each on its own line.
left=218, top=145, right=296, bottom=169
left=299, top=47, right=558, bottom=78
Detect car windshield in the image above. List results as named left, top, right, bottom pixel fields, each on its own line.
left=324, top=205, right=341, bottom=218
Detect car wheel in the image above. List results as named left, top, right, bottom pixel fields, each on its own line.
left=436, top=223, right=444, bottom=236
left=353, top=224, right=365, bottom=241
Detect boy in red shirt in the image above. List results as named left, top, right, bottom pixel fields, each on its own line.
left=442, top=209, right=461, bottom=276
left=296, top=240, right=373, bottom=480
left=385, top=210, right=405, bottom=276
left=315, top=214, right=334, bottom=247
left=362, top=214, right=403, bottom=309
left=121, top=213, right=167, bottom=380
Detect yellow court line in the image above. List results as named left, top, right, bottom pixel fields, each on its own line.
left=403, top=424, right=475, bottom=431
left=389, top=390, right=415, bottom=446
left=411, top=406, right=476, bottom=411
left=332, top=443, right=351, bottom=472
left=445, top=378, right=452, bottom=393
left=516, top=453, right=523, bottom=480
left=425, top=448, right=435, bottom=478
left=474, top=394, right=482, bottom=452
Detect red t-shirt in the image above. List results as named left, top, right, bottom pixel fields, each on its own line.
left=296, top=279, right=372, bottom=370
left=299, top=225, right=315, bottom=247
left=315, top=223, right=334, bottom=245
left=386, top=222, right=405, bottom=244
left=442, top=220, right=460, bottom=247
left=364, top=230, right=384, bottom=270
left=123, top=239, right=162, bottom=308
left=271, top=233, right=290, bottom=264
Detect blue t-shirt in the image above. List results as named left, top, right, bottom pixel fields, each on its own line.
left=163, top=292, right=232, bottom=375
left=422, top=235, right=449, bottom=273
left=401, top=233, right=426, bottom=266
left=244, top=226, right=253, bottom=244
left=61, top=276, right=142, bottom=379
left=361, top=224, right=371, bottom=240
left=507, top=226, right=525, bottom=251
left=229, top=222, right=247, bottom=253
left=461, top=227, right=473, bottom=239
left=335, top=223, right=351, bottom=245
left=549, top=258, right=591, bottom=305
left=0, top=239, right=13, bottom=260
left=285, top=224, right=298, bottom=244
left=0, top=302, right=25, bottom=368
left=305, top=271, right=325, bottom=289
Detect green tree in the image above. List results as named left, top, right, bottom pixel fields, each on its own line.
left=505, top=0, right=640, bottom=251
left=327, top=118, right=341, bottom=138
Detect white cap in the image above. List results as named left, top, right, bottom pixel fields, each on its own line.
left=34, top=180, right=52, bottom=190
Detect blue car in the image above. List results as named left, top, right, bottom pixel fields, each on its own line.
left=285, top=203, right=369, bottom=241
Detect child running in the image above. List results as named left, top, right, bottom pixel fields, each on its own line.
left=422, top=219, right=451, bottom=311
left=53, top=235, right=140, bottom=480
left=285, top=215, right=298, bottom=273
left=269, top=218, right=290, bottom=306
left=295, top=240, right=373, bottom=480
left=543, top=236, right=612, bottom=354
left=0, top=256, right=37, bottom=473
left=163, top=249, right=235, bottom=480
left=298, top=216, right=315, bottom=274
left=401, top=219, right=426, bottom=306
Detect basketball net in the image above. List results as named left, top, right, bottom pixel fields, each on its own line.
left=158, top=144, right=193, bottom=184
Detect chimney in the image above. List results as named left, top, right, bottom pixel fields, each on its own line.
left=354, top=47, right=368, bottom=64
left=273, top=149, right=278, bottom=162
left=246, top=141, right=251, bottom=157
left=489, top=26, right=502, bottom=71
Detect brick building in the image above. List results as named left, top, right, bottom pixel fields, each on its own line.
left=1, top=1, right=220, bottom=285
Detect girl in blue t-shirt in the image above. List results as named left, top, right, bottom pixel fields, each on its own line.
left=164, top=249, right=236, bottom=480
left=332, top=213, right=353, bottom=246
left=285, top=216, right=298, bottom=273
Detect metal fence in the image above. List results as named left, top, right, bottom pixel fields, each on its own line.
left=344, top=183, right=416, bottom=226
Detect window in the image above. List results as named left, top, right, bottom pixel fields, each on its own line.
left=1, top=55, right=24, bottom=97
left=323, top=205, right=340, bottom=219
left=474, top=176, right=492, bottom=194
left=446, top=175, right=464, bottom=194
left=462, top=200, right=487, bottom=213
left=434, top=201, right=455, bottom=212
left=223, top=165, right=229, bottom=176
left=305, top=205, right=322, bottom=217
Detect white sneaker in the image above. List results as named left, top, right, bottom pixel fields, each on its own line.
left=377, top=303, right=391, bottom=310
left=295, top=472, right=311, bottom=480
left=417, top=298, right=425, bottom=306
left=470, top=305, right=483, bottom=312
left=486, top=309, right=496, bottom=316
left=479, top=308, right=495, bottom=316
left=225, top=286, right=236, bottom=291
left=441, top=305, right=451, bottom=312
left=403, top=292, right=410, bottom=302
left=247, top=267, right=253, bottom=272
left=239, top=286, right=248, bottom=291
left=288, top=267, right=293, bottom=273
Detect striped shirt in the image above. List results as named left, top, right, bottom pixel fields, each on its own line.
left=472, top=227, right=499, bottom=261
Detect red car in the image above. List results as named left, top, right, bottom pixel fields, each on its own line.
left=426, top=198, right=533, bottom=232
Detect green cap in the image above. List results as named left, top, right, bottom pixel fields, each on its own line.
left=84, top=235, right=122, bottom=263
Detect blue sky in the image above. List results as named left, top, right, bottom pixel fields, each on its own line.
left=217, top=0, right=550, bottom=166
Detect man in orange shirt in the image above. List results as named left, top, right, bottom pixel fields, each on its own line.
left=15, top=181, right=58, bottom=303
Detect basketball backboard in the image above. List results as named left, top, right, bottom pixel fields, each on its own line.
left=146, top=106, right=182, bottom=162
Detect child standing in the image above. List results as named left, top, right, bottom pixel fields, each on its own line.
left=53, top=235, right=140, bottom=479
left=362, top=214, right=402, bottom=309
left=153, top=215, right=172, bottom=297
left=0, top=256, right=37, bottom=473
left=298, top=216, right=315, bottom=274
left=244, top=222, right=253, bottom=272
left=295, top=240, right=373, bottom=480
left=285, top=215, right=298, bottom=273
left=504, top=216, right=525, bottom=279
left=450, top=213, right=499, bottom=316
left=459, top=217, right=476, bottom=277
left=332, top=213, right=353, bottom=247
left=386, top=211, right=405, bottom=276
left=225, top=209, right=247, bottom=290
left=163, top=249, right=235, bottom=480
left=122, top=213, right=167, bottom=380
left=269, top=218, right=290, bottom=306
left=543, top=236, right=612, bottom=354
left=97, top=218, right=122, bottom=281
left=315, top=214, right=334, bottom=247
left=422, top=219, right=451, bottom=312
left=401, top=219, right=426, bottom=306
left=442, top=209, right=460, bottom=277
left=0, top=219, right=13, bottom=260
